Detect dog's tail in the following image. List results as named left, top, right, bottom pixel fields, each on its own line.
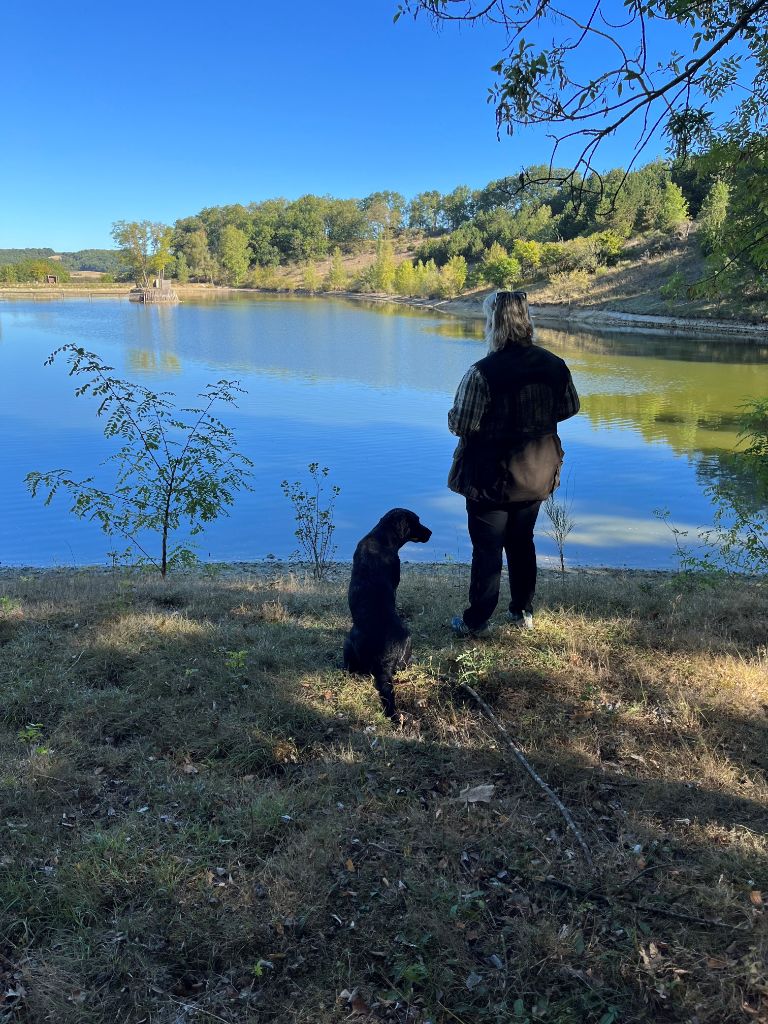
left=374, top=672, right=396, bottom=719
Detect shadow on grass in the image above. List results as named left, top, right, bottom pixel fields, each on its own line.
left=0, top=568, right=765, bottom=1023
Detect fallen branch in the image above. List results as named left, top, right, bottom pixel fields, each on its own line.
left=458, top=680, right=595, bottom=872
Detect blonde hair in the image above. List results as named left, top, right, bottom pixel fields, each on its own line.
left=483, top=290, right=534, bottom=351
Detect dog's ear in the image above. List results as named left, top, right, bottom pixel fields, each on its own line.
left=379, top=507, right=409, bottom=537
left=398, top=509, right=420, bottom=541
left=403, top=510, right=432, bottom=544
left=401, top=509, right=431, bottom=543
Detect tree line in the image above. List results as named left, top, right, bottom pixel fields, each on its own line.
left=0, top=247, right=121, bottom=284
left=164, top=160, right=698, bottom=286
left=140, top=152, right=757, bottom=299
left=3, top=148, right=762, bottom=298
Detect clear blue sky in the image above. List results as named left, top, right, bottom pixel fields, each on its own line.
left=2, top=0, right=685, bottom=251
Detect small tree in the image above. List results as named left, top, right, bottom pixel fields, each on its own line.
left=175, top=252, right=190, bottom=284
left=481, top=243, right=521, bottom=288
left=218, top=225, right=251, bottom=285
left=413, top=258, right=442, bottom=297
left=657, top=181, right=690, bottom=233
left=26, top=345, right=253, bottom=577
left=512, top=238, right=542, bottom=278
left=394, top=259, right=418, bottom=296
left=594, top=230, right=625, bottom=264
left=544, top=486, right=575, bottom=578
left=111, top=220, right=172, bottom=288
left=370, top=236, right=397, bottom=293
left=698, top=179, right=730, bottom=255
left=439, top=254, right=468, bottom=296
left=324, top=247, right=348, bottom=291
left=302, top=261, right=321, bottom=292
left=281, top=463, right=340, bottom=580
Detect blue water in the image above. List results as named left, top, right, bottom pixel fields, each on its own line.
left=0, top=294, right=765, bottom=568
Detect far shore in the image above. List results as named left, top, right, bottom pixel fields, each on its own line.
left=3, top=281, right=768, bottom=341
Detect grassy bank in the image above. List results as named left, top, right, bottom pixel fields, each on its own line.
left=0, top=564, right=766, bottom=1023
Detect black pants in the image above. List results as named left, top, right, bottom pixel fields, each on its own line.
left=463, top=498, right=542, bottom=629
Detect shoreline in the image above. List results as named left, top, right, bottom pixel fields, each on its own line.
left=338, top=290, right=768, bottom=340
left=0, top=561, right=710, bottom=583
left=3, top=282, right=768, bottom=341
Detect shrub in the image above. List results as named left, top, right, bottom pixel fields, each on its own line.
left=512, top=239, right=543, bottom=277
left=660, top=271, right=689, bottom=300
left=549, top=269, right=591, bottom=303
left=323, top=247, right=348, bottom=292
left=481, top=243, right=521, bottom=288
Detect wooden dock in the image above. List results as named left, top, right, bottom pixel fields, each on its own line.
left=129, top=284, right=179, bottom=304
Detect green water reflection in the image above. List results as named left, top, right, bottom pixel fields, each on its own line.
left=126, top=305, right=767, bottom=464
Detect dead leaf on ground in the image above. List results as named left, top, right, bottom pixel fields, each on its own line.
left=351, top=991, right=371, bottom=1015
left=338, top=989, right=371, bottom=1016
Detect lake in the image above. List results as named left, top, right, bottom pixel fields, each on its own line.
left=1, top=293, right=766, bottom=569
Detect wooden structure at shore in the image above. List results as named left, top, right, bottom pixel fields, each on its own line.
left=129, top=278, right=179, bottom=304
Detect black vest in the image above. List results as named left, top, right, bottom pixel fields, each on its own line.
left=448, top=344, right=569, bottom=503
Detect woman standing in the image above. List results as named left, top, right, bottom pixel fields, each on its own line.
left=448, top=290, right=580, bottom=636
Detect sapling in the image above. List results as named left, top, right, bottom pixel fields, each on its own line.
left=281, top=463, right=340, bottom=580
left=27, top=345, right=253, bottom=577
left=544, top=483, right=575, bottom=578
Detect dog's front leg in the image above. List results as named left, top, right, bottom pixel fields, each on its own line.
left=374, top=672, right=396, bottom=719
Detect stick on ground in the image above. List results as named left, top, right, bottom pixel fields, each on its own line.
left=458, top=680, right=595, bottom=872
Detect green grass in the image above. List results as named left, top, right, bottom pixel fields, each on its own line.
left=0, top=565, right=766, bottom=1023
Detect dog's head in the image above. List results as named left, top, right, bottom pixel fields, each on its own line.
left=378, top=508, right=432, bottom=547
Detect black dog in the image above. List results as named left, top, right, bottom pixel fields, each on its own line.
left=343, top=508, right=432, bottom=718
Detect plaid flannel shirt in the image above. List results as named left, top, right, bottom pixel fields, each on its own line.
left=448, top=363, right=580, bottom=437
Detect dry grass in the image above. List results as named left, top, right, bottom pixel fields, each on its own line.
left=525, top=233, right=768, bottom=321
left=0, top=565, right=766, bottom=1023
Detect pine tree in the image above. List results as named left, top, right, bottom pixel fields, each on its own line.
left=658, top=181, right=690, bottom=232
